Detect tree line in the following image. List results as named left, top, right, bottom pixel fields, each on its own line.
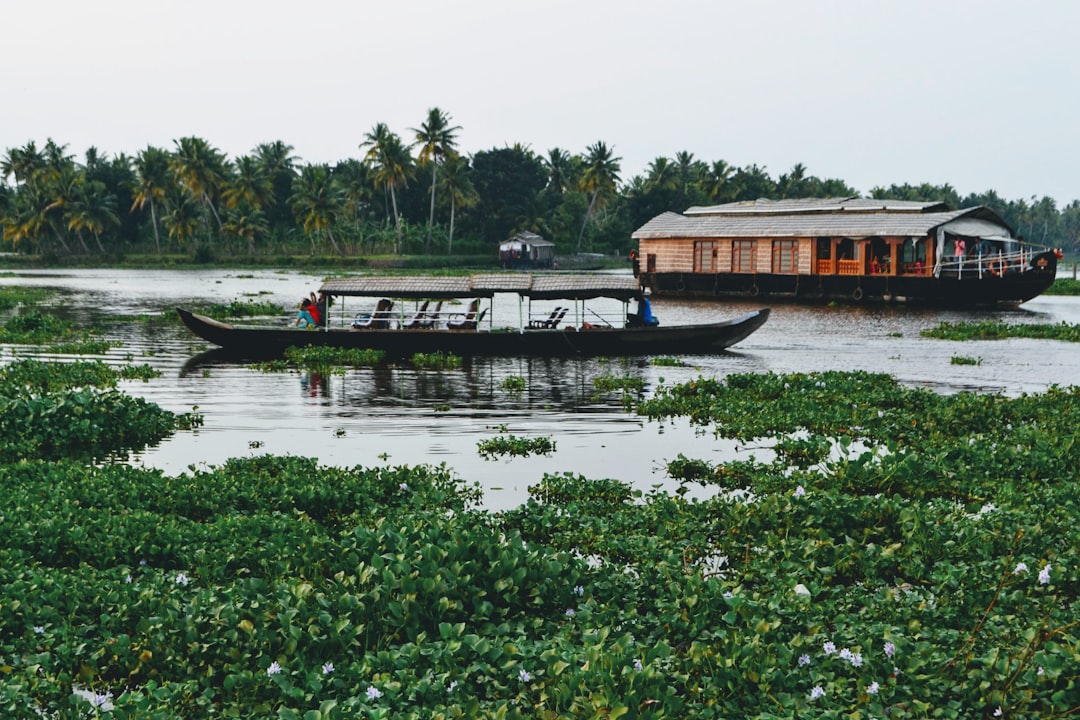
left=2, top=107, right=1077, bottom=261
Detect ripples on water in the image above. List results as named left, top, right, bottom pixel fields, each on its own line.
left=6, top=269, right=1080, bottom=510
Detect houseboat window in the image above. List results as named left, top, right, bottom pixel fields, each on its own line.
left=694, top=241, right=718, bottom=273
left=772, top=240, right=799, bottom=273
left=732, top=240, right=757, bottom=273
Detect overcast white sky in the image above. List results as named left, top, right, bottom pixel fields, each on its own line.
left=3, top=0, right=1077, bottom=205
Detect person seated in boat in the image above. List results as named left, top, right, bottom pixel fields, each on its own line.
left=871, top=257, right=880, bottom=274
left=295, top=298, right=317, bottom=327
left=310, top=291, right=332, bottom=326
left=627, top=292, right=659, bottom=327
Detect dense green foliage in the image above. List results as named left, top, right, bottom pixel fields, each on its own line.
left=1, top=364, right=1078, bottom=716
left=1046, top=278, right=1080, bottom=296
left=4, top=126, right=1076, bottom=263
left=0, top=359, right=198, bottom=462
left=477, top=433, right=557, bottom=460
left=922, top=321, right=1080, bottom=342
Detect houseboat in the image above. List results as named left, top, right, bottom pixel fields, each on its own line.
left=631, top=198, right=1060, bottom=306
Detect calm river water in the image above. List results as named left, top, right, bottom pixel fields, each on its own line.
left=5, top=268, right=1080, bottom=510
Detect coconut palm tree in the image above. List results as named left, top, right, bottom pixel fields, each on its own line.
left=162, top=187, right=202, bottom=251
left=544, top=148, right=578, bottom=194
left=361, top=123, right=414, bottom=253
left=222, top=155, right=274, bottom=213
left=576, top=141, right=621, bottom=252
left=130, top=146, right=171, bottom=253
left=222, top=205, right=270, bottom=256
left=66, top=178, right=118, bottom=253
left=289, top=164, right=344, bottom=255
left=1, top=141, right=47, bottom=186
left=411, top=108, right=460, bottom=254
left=170, top=136, right=229, bottom=241
left=436, top=152, right=477, bottom=254
left=702, top=160, right=735, bottom=204
left=254, top=141, right=300, bottom=227
left=645, top=156, right=677, bottom=191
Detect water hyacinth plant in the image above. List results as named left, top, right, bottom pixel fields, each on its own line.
left=1, top=367, right=1079, bottom=717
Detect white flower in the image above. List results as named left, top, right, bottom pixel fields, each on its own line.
left=809, top=685, right=825, bottom=700
left=798, top=654, right=811, bottom=667
left=993, top=707, right=1002, bottom=717
left=633, top=658, right=643, bottom=671
left=33, top=625, right=44, bottom=634
left=884, top=641, right=896, bottom=658
left=1037, top=666, right=1045, bottom=676
left=1013, top=562, right=1028, bottom=575
left=849, top=651, right=863, bottom=667
left=565, top=608, right=576, bottom=616
left=267, top=661, right=282, bottom=676
left=1038, top=563, right=1052, bottom=585
left=175, top=572, right=189, bottom=586
left=518, top=668, right=531, bottom=682
left=839, top=647, right=853, bottom=661
left=979, top=502, right=995, bottom=514
left=794, top=485, right=806, bottom=497
left=573, top=585, right=585, bottom=596
left=878, top=410, right=885, bottom=418
left=867, top=680, right=880, bottom=695
left=366, top=685, right=382, bottom=700
left=823, top=641, right=836, bottom=655
left=399, top=483, right=409, bottom=491
left=448, top=680, right=458, bottom=691
left=321, top=662, right=334, bottom=674
left=125, top=574, right=132, bottom=583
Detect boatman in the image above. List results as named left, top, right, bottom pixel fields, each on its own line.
left=628, top=291, right=659, bottom=327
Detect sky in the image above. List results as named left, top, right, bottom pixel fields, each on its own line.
left=3, top=0, right=1078, bottom=206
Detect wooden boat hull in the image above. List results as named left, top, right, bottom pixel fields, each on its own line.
left=176, top=307, right=769, bottom=358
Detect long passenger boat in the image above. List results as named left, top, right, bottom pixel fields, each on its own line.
left=631, top=197, right=1061, bottom=306
left=177, top=274, right=769, bottom=357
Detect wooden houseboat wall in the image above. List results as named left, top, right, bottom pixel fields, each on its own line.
left=631, top=198, right=1058, bottom=306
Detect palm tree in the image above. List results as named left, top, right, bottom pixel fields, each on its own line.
left=645, top=156, right=677, bottom=191
left=255, top=141, right=300, bottom=227
left=361, top=123, right=414, bottom=254
left=170, top=136, right=229, bottom=241
left=222, top=155, right=274, bottom=213
left=161, top=187, right=202, bottom=251
left=576, top=141, right=621, bottom=252
left=130, top=146, right=171, bottom=253
left=289, top=164, right=344, bottom=255
left=66, top=179, right=118, bottom=253
left=702, top=160, right=735, bottom=204
left=436, top=152, right=477, bottom=254
left=674, top=151, right=701, bottom=194
left=1, top=141, right=47, bottom=186
left=411, top=107, right=460, bottom=254
left=334, top=159, right=378, bottom=222
left=543, top=148, right=578, bottom=194
left=222, top=205, right=270, bottom=256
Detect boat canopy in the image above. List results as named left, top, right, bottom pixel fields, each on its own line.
left=319, top=274, right=642, bottom=301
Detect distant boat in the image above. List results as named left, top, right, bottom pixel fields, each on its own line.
left=177, top=273, right=768, bottom=357
left=631, top=197, right=1061, bottom=306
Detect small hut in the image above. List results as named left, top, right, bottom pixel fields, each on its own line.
left=499, top=231, right=555, bottom=269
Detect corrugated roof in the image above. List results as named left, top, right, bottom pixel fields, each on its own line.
left=633, top=206, right=1008, bottom=240
left=319, top=274, right=641, bottom=301
left=684, top=197, right=948, bottom=216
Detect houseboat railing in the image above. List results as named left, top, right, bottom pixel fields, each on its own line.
left=937, top=248, right=1033, bottom=279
